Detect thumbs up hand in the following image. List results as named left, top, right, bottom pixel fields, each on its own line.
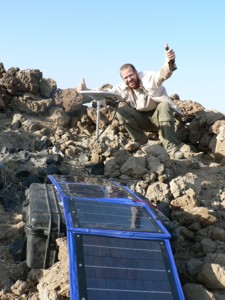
left=77, top=78, right=87, bottom=92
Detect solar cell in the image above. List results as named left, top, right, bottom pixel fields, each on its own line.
left=69, top=199, right=162, bottom=233
left=74, top=234, right=181, bottom=300
left=48, top=175, right=138, bottom=200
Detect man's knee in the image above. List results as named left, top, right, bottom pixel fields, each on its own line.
left=157, top=102, right=174, bottom=122
left=116, top=107, right=135, bottom=123
left=157, top=102, right=171, bottom=113
left=116, top=108, right=127, bottom=123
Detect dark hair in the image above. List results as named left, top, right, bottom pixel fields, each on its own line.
left=120, top=63, right=137, bottom=73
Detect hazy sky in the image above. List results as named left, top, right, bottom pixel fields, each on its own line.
left=1, top=0, right=225, bottom=112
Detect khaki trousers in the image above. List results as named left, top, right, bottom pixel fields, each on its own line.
left=116, top=102, right=179, bottom=150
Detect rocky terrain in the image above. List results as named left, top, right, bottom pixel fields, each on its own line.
left=1, top=62, right=225, bottom=299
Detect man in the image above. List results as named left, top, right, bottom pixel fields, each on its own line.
left=77, top=44, right=183, bottom=159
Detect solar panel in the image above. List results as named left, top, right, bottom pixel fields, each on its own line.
left=48, top=175, right=184, bottom=300
left=48, top=175, right=169, bottom=236
left=74, top=234, right=181, bottom=300
left=69, top=199, right=163, bottom=233
left=48, top=175, right=138, bottom=200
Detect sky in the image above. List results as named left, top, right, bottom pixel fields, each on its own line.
left=1, top=0, right=225, bottom=113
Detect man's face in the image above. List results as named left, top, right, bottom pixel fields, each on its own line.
left=120, top=67, right=140, bottom=89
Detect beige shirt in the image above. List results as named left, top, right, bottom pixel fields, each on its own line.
left=111, top=63, right=176, bottom=112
